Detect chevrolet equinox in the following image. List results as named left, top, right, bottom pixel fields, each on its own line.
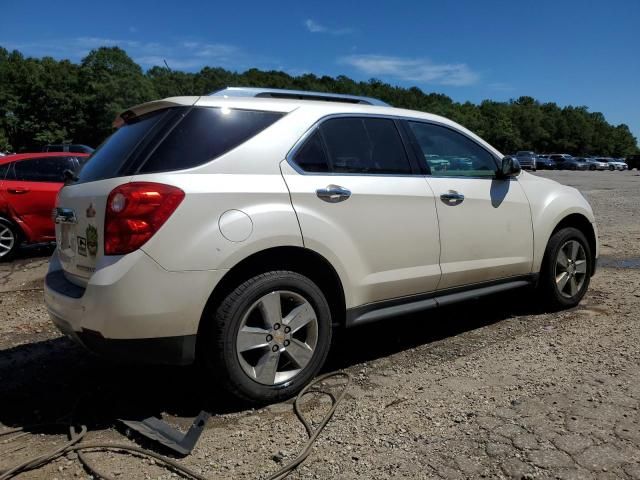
left=45, top=88, right=599, bottom=403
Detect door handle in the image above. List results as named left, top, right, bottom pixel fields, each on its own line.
left=440, top=191, right=464, bottom=205
left=316, top=185, right=351, bottom=203
left=7, top=188, right=30, bottom=194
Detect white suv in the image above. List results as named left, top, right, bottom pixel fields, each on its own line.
left=45, top=88, right=598, bottom=403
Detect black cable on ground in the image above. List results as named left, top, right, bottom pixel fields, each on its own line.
left=0, top=371, right=350, bottom=480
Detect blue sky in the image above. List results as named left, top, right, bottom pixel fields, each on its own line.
left=2, top=0, right=639, bottom=141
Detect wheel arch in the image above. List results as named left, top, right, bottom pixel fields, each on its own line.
left=196, top=246, right=347, bottom=357
left=546, top=213, right=597, bottom=276
left=0, top=213, right=24, bottom=239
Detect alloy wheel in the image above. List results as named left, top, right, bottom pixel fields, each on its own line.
left=236, top=290, right=319, bottom=385
left=554, top=240, right=587, bottom=299
left=0, top=225, right=15, bottom=258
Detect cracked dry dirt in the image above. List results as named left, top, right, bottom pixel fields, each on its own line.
left=0, top=170, right=639, bottom=479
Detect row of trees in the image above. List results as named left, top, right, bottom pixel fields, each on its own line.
left=1, top=46, right=637, bottom=156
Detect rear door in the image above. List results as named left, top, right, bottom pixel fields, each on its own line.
left=281, top=116, right=441, bottom=308
left=404, top=120, right=533, bottom=290
left=3, top=156, right=74, bottom=241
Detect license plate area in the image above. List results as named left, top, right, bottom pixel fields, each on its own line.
left=58, top=223, right=77, bottom=260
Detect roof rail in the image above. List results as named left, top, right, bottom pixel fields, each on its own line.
left=209, top=87, right=390, bottom=107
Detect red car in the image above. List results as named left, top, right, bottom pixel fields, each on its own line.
left=0, top=152, right=89, bottom=260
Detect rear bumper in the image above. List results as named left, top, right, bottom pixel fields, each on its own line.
left=51, top=312, right=197, bottom=365
left=45, top=249, right=227, bottom=365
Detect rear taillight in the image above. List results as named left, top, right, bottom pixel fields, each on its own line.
left=105, top=182, right=185, bottom=255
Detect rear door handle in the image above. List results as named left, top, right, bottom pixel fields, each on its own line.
left=7, top=188, right=30, bottom=194
left=316, top=185, right=351, bottom=203
left=440, top=191, right=464, bottom=205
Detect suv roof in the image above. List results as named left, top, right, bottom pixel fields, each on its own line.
left=210, top=87, right=390, bottom=107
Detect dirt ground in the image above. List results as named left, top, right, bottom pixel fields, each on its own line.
left=1, top=170, right=639, bottom=480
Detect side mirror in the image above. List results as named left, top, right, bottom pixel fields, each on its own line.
left=499, top=156, right=521, bottom=178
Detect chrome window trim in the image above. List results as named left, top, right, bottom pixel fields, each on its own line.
left=285, top=113, right=503, bottom=179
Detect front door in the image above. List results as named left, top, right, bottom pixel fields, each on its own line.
left=281, top=116, right=441, bottom=308
left=404, top=120, right=533, bottom=290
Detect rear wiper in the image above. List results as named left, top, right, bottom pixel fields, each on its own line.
left=63, top=169, right=79, bottom=184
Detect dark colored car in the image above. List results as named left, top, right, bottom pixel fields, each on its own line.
left=0, top=152, right=89, bottom=260
left=42, top=144, right=94, bottom=154
left=626, top=155, right=640, bottom=170
left=549, top=154, right=589, bottom=171
left=515, top=151, right=537, bottom=171
left=535, top=155, right=556, bottom=170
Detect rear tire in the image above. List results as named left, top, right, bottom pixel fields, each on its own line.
left=0, top=218, right=20, bottom=262
left=538, top=227, right=592, bottom=310
left=204, top=271, right=332, bottom=404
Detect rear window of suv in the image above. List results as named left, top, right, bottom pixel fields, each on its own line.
left=76, top=107, right=284, bottom=183
left=139, top=107, right=283, bottom=174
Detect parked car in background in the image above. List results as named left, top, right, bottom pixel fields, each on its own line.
left=515, top=151, right=537, bottom=171
left=627, top=155, right=640, bottom=170
left=578, top=157, right=608, bottom=171
left=45, top=87, right=598, bottom=403
left=43, top=144, right=94, bottom=154
left=549, top=154, right=589, bottom=170
left=595, top=157, right=624, bottom=171
left=0, top=152, right=89, bottom=260
left=535, top=155, right=556, bottom=170
left=608, top=158, right=628, bottom=171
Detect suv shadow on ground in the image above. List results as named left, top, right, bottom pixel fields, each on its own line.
left=0, top=288, right=544, bottom=438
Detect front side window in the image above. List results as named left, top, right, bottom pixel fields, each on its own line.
left=408, top=122, right=497, bottom=177
left=12, top=157, right=76, bottom=182
left=292, top=117, right=411, bottom=175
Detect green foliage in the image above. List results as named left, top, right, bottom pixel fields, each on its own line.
left=0, top=45, right=638, bottom=155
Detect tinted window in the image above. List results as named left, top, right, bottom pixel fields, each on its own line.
left=408, top=122, right=497, bottom=177
left=12, top=157, right=76, bottom=182
left=139, top=108, right=284, bottom=174
left=293, top=130, right=329, bottom=172
left=43, top=145, right=66, bottom=152
left=69, top=145, right=93, bottom=153
left=77, top=109, right=169, bottom=183
left=313, top=117, right=410, bottom=174
left=0, top=163, right=8, bottom=179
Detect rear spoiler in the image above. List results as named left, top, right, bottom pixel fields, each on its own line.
left=113, top=97, right=200, bottom=128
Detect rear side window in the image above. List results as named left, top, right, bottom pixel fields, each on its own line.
left=0, top=163, right=8, bottom=180
left=11, top=157, right=76, bottom=182
left=293, top=130, right=330, bottom=172
left=292, top=117, right=411, bottom=174
left=77, top=107, right=283, bottom=183
left=139, top=108, right=284, bottom=174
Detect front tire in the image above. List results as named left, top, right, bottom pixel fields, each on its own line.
left=205, top=271, right=332, bottom=404
left=538, top=227, right=592, bottom=310
left=0, top=219, right=20, bottom=261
